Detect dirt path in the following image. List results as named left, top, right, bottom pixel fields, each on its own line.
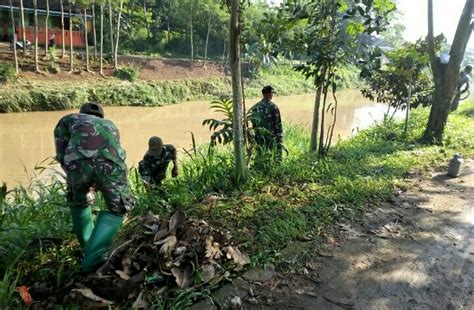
left=246, top=158, right=474, bottom=309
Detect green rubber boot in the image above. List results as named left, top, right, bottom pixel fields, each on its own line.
left=69, top=207, right=94, bottom=248
left=82, top=211, right=123, bottom=273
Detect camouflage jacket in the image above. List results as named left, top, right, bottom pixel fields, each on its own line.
left=138, top=144, right=176, bottom=184
left=54, top=113, right=126, bottom=167
left=249, top=98, right=283, bottom=143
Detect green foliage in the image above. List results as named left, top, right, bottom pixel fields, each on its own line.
left=361, top=41, right=434, bottom=112
left=114, top=65, right=140, bottom=82
left=202, top=98, right=234, bottom=146
left=0, top=63, right=17, bottom=84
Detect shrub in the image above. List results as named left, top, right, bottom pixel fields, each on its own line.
left=114, top=65, right=140, bottom=82
left=48, top=64, right=61, bottom=74
left=0, top=63, right=17, bottom=84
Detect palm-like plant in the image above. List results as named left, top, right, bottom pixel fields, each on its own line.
left=202, top=98, right=234, bottom=146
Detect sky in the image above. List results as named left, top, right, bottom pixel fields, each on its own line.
left=397, top=0, right=473, bottom=49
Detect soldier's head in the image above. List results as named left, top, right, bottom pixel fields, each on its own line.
left=262, top=85, right=275, bottom=100
left=464, top=65, right=472, bottom=75
left=148, top=136, right=163, bottom=157
left=80, top=102, right=104, bottom=118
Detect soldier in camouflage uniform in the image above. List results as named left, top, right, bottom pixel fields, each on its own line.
left=54, top=102, right=134, bottom=272
left=249, top=85, right=283, bottom=161
left=139, top=136, right=178, bottom=187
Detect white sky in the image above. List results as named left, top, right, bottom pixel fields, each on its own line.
left=397, top=0, right=473, bottom=49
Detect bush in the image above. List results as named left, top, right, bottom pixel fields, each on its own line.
left=0, top=63, right=17, bottom=84
left=47, top=64, right=61, bottom=74
left=114, top=65, right=140, bottom=82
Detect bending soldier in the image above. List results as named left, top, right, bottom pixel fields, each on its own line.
left=139, top=136, right=178, bottom=187
left=249, top=85, right=283, bottom=161
left=54, top=102, right=134, bottom=272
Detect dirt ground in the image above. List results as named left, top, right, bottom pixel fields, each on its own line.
left=256, top=159, right=474, bottom=309
left=195, top=159, right=474, bottom=309
left=0, top=42, right=228, bottom=82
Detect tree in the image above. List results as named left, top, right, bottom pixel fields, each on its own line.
left=113, top=0, right=124, bottom=70
left=92, top=0, right=98, bottom=58
left=19, top=0, right=27, bottom=55
left=423, top=0, right=473, bottom=143
left=361, top=41, right=434, bottom=134
left=229, top=0, right=247, bottom=181
left=68, top=0, right=75, bottom=72
left=61, top=0, right=66, bottom=58
left=45, top=0, right=50, bottom=54
left=9, top=0, right=19, bottom=74
left=109, top=0, right=115, bottom=64
left=33, top=0, right=40, bottom=72
left=84, top=5, right=91, bottom=72
left=268, top=0, right=395, bottom=157
left=100, top=0, right=105, bottom=75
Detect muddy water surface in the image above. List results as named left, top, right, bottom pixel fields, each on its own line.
left=0, top=90, right=388, bottom=186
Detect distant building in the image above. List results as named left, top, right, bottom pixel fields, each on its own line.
left=0, top=0, right=92, bottom=48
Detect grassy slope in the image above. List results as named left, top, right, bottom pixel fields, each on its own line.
left=0, top=65, right=315, bottom=113
left=1, top=101, right=473, bottom=307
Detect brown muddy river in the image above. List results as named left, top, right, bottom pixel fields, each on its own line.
left=0, top=91, right=389, bottom=187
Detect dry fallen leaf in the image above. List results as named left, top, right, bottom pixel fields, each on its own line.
left=154, top=228, right=169, bottom=242
left=115, top=270, right=130, bottom=280
left=71, top=288, right=114, bottom=304
left=17, top=286, right=33, bottom=305
left=168, top=210, right=186, bottom=232
left=226, top=246, right=250, bottom=271
left=158, top=236, right=178, bottom=255
left=205, top=237, right=223, bottom=260
left=132, top=291, right=149, bottom=309
left=201, top=264, right=216, bottom=282
left=171, top=267, right=193, bottom=288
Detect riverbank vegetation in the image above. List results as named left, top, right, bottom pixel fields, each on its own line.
left=0, top=64, right=316, bottom=113
left=1, top=100, right=473, bottom=307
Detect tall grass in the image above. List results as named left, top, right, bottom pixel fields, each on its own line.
left=1, top=101, right=473, bottom=307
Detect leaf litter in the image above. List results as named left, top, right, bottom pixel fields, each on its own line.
left=27, top=210, right=250, bottom=308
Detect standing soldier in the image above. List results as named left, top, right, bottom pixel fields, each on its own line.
left=139, top=136, right=178, bottom=187
left=54, top=102, right=134, bottom=272
left=249, top=85, right=283, bottom=161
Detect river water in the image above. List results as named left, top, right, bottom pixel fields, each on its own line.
left=0, top=90, right=388, bottom=187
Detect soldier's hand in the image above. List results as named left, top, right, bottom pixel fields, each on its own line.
left=172, top=167, right=178, bottom=178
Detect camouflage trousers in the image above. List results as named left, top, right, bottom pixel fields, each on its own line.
left=65, top=158, right=134, bottom=214
left=254, top=135, right=282, bottom=161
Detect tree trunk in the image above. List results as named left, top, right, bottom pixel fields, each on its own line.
left=100, top=2, right=104, bottom=75
left=84, top=8, right=90, bottom=72
left=143, top=0, right=151, bottom=40
left=19, top=0, right=26, bottom=55
left=61, top=0, right=65, bottom=58
left=92, top=1, right=97, bottom=58
left=69, top=0, right=74, bottom=72
left=309, top=86, right=322, bottom=152
left=189, top=4, right=194, bottom=67
left=109, top=0, right=115, bottom=62
left=404, top=75, right=413, bottom=136
left=222, top=39, right=226, bottom=65
left=423, top=0, right=473, bottom=142
left=113, top=0, right=123, bottom=70
left=9, top=0, right=19, bottom=74
left=45, top=0, right=50, bottom=54
left=33, top=0, right=39, bottom=72
left=203, top=17, right=211, bottom=68
left=318, top=85, right=329, bottom=158
left=230, top=0, right=247, bottom=182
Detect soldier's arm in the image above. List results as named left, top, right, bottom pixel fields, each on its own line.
left=273, top=105, right=283, bottom=143
left=53, top=116, right=70, bottom=167
left=171, top=147, right=178, bottom=177
left=138, top=159, right=151, bottom=183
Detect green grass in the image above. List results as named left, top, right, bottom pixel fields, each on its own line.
left=1, top=100, right=473, bottom=307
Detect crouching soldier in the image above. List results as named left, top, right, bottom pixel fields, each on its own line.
left=139, top=136, right=178, bottom=188
left=54, top=102, right=134, bottom=272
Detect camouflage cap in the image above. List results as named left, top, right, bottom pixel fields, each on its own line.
left=262, top=85, right=276, bottom=94
left=148, top=136, right=163, bottom=157
left=80, top=102, right=104, bottom=118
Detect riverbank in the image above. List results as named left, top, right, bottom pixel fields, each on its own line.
left=1, top=101, right=472, bottom=307
left=0, top=65, right=315, bottom=113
